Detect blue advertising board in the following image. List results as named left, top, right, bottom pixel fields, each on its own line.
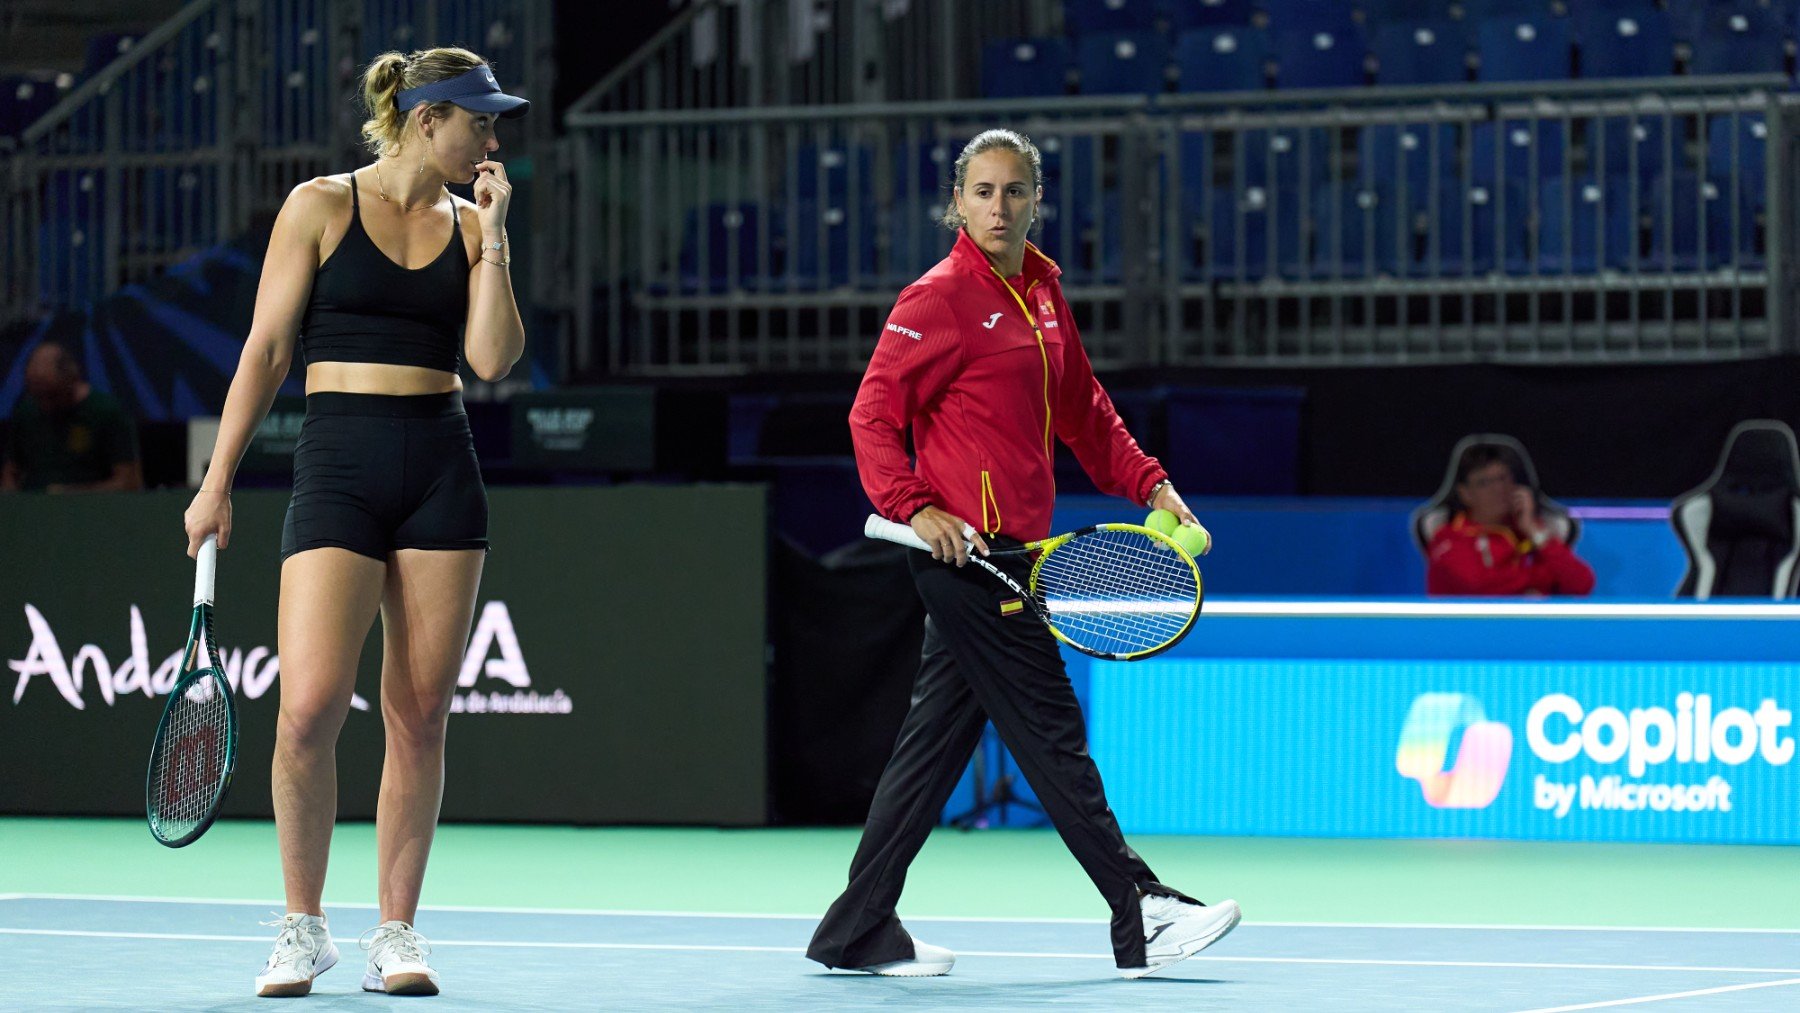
left=1082, top=602, right=1800, bottom=843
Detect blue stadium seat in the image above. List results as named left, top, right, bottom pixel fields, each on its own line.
left=1645, top=171, right=1712, bottom=271
left=1273, top=22, right=1367, bottom=88
left=1708, top=113, right=1769, bottom=207
left=1034, top=134, right=1105, bottom=271
left=790, top=144, right=874, bottom=205
left=38, top=170, right=105, bottom=307
left=1573, top=4, right=1674, bottom=78
left=1180, top=130, right=1305, bottom=281
left=2, top=76, right=59, bottom=137
left=1469, top=119, right=1565, bottom=186
left=82, top=32, right=141, bottom=77
left=679, top=203, right=768, bottom=291
left=781, top=147, right=879, bottom=287
left=1706, top=114, right=1769, bottom=266
left=1064, top=0, right=1159, bottom=34
left=1471, top=178, right=1532, bottom=274
left=1669, top=0, right=1707, bottom=43
left=1312, top=181, right=1402, bottom=278
left=1362, top=123, right=1459, bottom=203
left=1160, top=0, right=1258, bottom=31
left=1412, top=178, right=1482, bottom=276
left=1076, top=32, right=1171, bottom=94
left=786, top=198, right=879, bottom=290
left=1261, top=0, right=1357, bottom=32
left=1474, top=14, right=1571, bottom=81
left=886, top=137, right=959, bottom=281
left=1233, top=126, right=1335, bottom=192
left=1688, top=4, right=1786, bottom=75
left=981, top=37, right=1072, bottom=98
left=1191, top=187, right=1278, bottom=279
left=1456, top=1, right=1553, bottom=19
left=1358, top=0, right=1445, bottom=22
left=1174, top=27, right=1268, bottom=92
left=1703, top=183, right=1764, bottom=268
left=1031, top=197, right=1071, bottom=266
left=885, top=202, right=953, bottom=283
left=1597, top=116, right=1668, bottom=186
left=892, top=138, right=955, bottom=201
left=1371, top=20, right=1468, bottom=85
left=1537, top=176, right=1635, bottom=272
left=1069, top=190, right=1126, bottom=285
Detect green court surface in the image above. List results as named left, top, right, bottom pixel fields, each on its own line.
left=5, top=817, right=1798, bottom=929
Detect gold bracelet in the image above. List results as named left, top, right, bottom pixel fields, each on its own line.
left=481, top=253, right=509, bottom=267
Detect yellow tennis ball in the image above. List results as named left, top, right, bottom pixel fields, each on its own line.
left=1144, top=509, right=1179, bottom=536
left=1172, top=522, right=1212, bottom=557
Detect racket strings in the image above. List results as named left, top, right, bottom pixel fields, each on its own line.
left=148, top=668, right=231, bottom=839
left=1032, top=530, right=1199, bottom=656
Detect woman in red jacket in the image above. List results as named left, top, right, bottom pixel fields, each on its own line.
left=1426, top=444, right=1596, bottom=596
left=806, top=129, right=1239, bottom=980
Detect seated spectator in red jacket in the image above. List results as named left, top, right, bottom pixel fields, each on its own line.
left=1427, top=444, right=1595, bottom=596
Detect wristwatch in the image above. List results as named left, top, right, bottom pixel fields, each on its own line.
left=1145, top=478, right=1172, bottom=508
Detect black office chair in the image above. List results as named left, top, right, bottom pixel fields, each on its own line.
left=1671, top=420, right=1800, bottom=600
left=1410, top=434, right=1579, bottom=557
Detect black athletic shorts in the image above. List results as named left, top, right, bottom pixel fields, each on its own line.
left=279, top=391, right=488, bottom=562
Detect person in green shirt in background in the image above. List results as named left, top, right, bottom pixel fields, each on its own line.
left=1, top=342, right=143, bottom=493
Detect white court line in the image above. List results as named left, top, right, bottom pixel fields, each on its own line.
left=1517, top=976, right=1800, bottom=1012
left=7, top=895, right=1799, bottom=936
left=5, top=928, right=1800, bottom=976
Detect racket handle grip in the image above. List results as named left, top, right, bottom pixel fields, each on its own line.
left=864, top=514, right=980, bottom=552
left=194, top=534, right=218, bottom=606
left=864, top=514, right=934, bottom=551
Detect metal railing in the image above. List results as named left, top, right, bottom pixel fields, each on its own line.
left=2, top=0, right=555, bottom=329
left=565, top=73, right=1800, bottom=373
left=568, top=0, right=1059, bottom=116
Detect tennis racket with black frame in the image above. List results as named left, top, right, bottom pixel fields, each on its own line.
left=865, top=514, right=1204, bottom=660
left=146, top=533, right=239, bottom=848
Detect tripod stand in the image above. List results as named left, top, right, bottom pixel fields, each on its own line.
left=947, top=723, right=1044, bottom=829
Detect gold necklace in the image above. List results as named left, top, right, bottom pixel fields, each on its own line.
left=372, top=161, right=444, bottom=213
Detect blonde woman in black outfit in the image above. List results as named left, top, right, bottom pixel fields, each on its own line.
left=181, top=47, right=527, bottom=998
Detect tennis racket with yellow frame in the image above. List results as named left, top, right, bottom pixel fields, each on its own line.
left=865, top=515, right=1203, bottom=660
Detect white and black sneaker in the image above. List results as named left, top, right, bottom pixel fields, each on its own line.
left=360, top=920, right=441, bottom=996
left=1119, top=895, right=1241, bottom=979
left=851, top=936, right=956, bottom=977
left=255, top=912, right=339, bottom=997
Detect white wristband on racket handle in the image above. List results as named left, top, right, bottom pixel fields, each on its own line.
left=864, top=514, right=978, bottom=552
left=194, top=534, right=218, bottom=607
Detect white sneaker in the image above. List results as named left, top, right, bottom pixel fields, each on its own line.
left=360, top=920, right=441, bottom=996
left=1119, top=895, right=1241, bottom=979
left=254, top=912, right=339, bottom=997
left=852, top=936, right=956, bottom=977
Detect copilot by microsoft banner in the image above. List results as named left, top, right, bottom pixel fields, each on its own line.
left=0, top=487, right=769, bottom=826
left=1089, top=654, right=1799, bottom=844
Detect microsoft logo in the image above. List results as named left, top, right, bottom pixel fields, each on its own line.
left=1396, top=693, right=1514, bottom=808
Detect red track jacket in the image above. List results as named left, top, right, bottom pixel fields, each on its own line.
left=850, top=230, right=1167, bottom=542
left=1426, top=514, right=1597, bottom=596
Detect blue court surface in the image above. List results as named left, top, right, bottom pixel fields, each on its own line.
left=3, top=895, right=1798, bottom=1011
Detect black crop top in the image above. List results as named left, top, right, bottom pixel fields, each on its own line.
left=300, top=174, right=469, bottom=373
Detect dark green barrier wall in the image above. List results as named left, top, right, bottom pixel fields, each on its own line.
left=0, top=486, right=768, bottom=825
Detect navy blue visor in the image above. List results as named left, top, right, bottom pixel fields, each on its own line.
left=396, top=65, right=529, bottom=119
